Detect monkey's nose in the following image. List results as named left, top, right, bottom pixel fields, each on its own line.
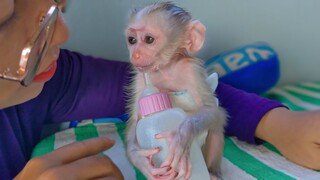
left=133, top=53, right=140, bottom=60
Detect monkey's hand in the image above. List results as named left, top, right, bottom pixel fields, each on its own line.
left=155, top=118, right=198, bottom=180
left=127, top=144, right=177, bottom=180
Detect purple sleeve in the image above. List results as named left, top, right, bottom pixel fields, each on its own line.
left=216, top=82, right=286, bottom=144
left=44, top=49, right=133, bottom=123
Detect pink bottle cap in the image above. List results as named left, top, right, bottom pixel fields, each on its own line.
left=138, top=92, right=172, bottom=117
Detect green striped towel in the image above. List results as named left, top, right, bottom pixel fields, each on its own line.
left=32, top=82, right=320, bottom=180
left=263, top=81, right=320, bottom=111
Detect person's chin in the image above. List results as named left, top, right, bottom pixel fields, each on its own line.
left=22, top=82, right=44, bottom=99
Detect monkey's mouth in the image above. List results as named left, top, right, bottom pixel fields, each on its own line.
left=135, top=64, right=159, bottom=72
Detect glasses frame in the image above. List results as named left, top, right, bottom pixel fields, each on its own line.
left=0, top=5, right=59, bottom=86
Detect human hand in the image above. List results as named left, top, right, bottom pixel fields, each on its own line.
left=128, top=143, right=176, bottom=180
left=155, top=119, right=196, bottom=180
left=15, top=137, right=124, bottom=180
left=256, top=108, right=320, bottom=170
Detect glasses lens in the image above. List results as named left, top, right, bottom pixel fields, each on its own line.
left=21, top=7, right=58, bottom=86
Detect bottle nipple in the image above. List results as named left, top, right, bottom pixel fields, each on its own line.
left=141, top=72, right=159, bottom=97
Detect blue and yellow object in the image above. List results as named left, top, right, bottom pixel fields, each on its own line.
left=205, top=42, right=280, bottom=94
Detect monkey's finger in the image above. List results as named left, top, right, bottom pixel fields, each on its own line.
left=185, top=155, right=192, bottom=180
left=163, top=138, right=185, bottom=169
left=142, top=166, right=171, bottom=180
left=137, top=159, right=158, bottom=180
left=141, top=170, right=155, bottom=180
left=137, top=147, right=161, bottom=157
left=149, top=166, right=172, bottom=177
left=162, top=167, right=176, bottom=176
left=161, top=136, right=185, bottom=168
left=155, top=131, right=175, bottom=140
left=160, top=146, right=175, bottom=168
left=171, top=146, right=184, bottom=168
left=149, top=156, right=155, bottom=166
left=161, top=171, right=178, bottom=180
left=174, top=155, right=187, bottom=180
left=144, top=157, right=173, bottom=177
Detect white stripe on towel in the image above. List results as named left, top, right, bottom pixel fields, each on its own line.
left=96, top=124, right=137, bottom=180
left=301, top=82, right=320, bottom=90
left=221, top=157, right=256, bottom=180
left=283, top=86, right=320, bottom=99
left=270, top=88, right=320, bottom=110
left=54, top=128, right=76, bottom=149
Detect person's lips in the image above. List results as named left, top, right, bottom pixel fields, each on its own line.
left=32, top=48, right=60, bottom=83
left=32, top=61, right=57, bottom=83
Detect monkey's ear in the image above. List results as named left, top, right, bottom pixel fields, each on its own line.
left=185, top=20, right=206, bottom=53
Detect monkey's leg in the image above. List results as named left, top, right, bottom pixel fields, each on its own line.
left=203, top=130, right=224, bottom=179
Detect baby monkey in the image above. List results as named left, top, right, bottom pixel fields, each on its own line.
left=125, top=2, right=227, bottom=179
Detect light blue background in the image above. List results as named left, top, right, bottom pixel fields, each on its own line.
left=62, top=0, right=320, bottom=85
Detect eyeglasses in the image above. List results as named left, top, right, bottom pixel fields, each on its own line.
left=0, top=6, right=59, bottom=86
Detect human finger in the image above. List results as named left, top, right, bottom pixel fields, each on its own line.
left=15, top=138, right=115, bottom=180
left=42, top=137, right=115, bottom=164
left=38, top=154, right=123, bottom=180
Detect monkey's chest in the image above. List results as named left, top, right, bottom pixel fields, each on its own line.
left=168, top=91, right=208, bottom=145
left=168, top=91, right=198, bottom=114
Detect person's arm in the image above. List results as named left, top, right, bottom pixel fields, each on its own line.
left=216, top=82, right=285, bottom=144
left=217, top=82, right=320, bottom=170
left=256, top=108, right=320, bottom=170
left=16, top=49, right=129, bottom=179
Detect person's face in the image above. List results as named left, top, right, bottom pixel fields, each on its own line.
left=0, top=0, right=69, bottom=108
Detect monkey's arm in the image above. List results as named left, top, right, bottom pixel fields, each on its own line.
left=181, top=62, right=227, bottom=135
left=155, top=105, right=226, bottom=179
left=155, top=62, right=227, bottom=179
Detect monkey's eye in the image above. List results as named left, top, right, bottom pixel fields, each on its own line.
left=128, top=37, right=137, bottom=45
left=145, top=36, right=155, bottom=44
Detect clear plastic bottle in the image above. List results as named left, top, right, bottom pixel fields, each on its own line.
left=136, top=73, right=210, bottom=180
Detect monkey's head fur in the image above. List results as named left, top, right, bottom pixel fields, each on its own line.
left=125, top=1, right=206, bottom=72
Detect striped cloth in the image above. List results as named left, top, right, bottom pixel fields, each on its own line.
left=264, top=82, right=320, bottom=111
left=32, top=82, right=320, bottom=180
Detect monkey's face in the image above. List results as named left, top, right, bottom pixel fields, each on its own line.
left=126, top=20, right=170, bottom=72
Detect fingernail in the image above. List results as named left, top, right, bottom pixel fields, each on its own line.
left=101, top=137, right=115, bottom=144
